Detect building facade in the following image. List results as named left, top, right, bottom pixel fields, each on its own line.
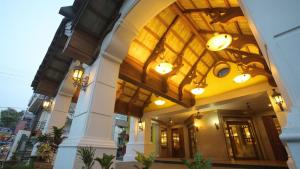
left=29, top=0, right=300, bottom=168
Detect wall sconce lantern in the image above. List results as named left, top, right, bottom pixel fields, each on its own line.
left=138, top=118, right=143, bottom=132
left=72, top=63, right=89, bottom=91
left=42, top=99, right=52, bottom=110
left=194, top=119, right=200, bottom=132
left=272, top=89, right=284, bottom=111
left=214, top=123, right=220, bottom=130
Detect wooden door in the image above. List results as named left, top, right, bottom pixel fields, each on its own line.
left=262, top=116, right=288, bottom=161
left=227, top=121, right=259, bottom=160
left=171, top=128, right=185, bottom=158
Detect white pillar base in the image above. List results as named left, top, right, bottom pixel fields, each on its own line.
left=54, top=137, right=116, bottom=169
left=123, top=143, right=143, bottom=162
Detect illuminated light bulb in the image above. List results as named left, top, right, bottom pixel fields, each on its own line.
left=154, top=99, right=166, bottom=106
left=155, top=62, right=173, bottom=75
left=233, top=73, right=251, bottom=83
left=191, top=87, right=205, bottom=95
left=206, top=34, right=232, bottom=51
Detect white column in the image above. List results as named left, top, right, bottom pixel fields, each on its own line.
left=53, top=55, right=120, bottom=169
left=123, top=117, right=154, bottom=161
left=44, top=93, right=72, bottom=133
left=239, top=0, right=300, bottom=168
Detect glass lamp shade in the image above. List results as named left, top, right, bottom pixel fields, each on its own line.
left=191, top=87, right=205, bottom=95
left=43, top=100, right=51, bottom=109
left=233, top=73, right=251, bottom=83
left=155, top=62, right=173, bottom=75
left=72, top=65, right=84, bottom=83
left=206, top=34, right=232, bottom=51
left=154, top=99, right=166, bottom=106
left=272, top=89, right=283, bottom=104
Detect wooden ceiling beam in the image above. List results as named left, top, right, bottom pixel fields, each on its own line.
left=141, top=16, right=179, bottom=83
left=114, top=99, right=143, bottom=117
left=120, top=59, right=195, bottom=107
left=161, top=35, right=195, bottom=93
left=183, top=7, right=243, bottom=24
left=178, top=49, right=207, bottom=100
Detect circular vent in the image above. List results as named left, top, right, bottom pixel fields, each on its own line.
left=213, top=62, right=231, bottom=78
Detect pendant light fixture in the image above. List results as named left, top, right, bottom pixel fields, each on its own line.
left=155, top=46, right=173, bottom=75
left=233, top=64, right=251, bottom=83
left=154, top=99, right=166, bottom=106
left=191, top=79, right=207, bottom=95
left=206, top=33, right=232, bottom=51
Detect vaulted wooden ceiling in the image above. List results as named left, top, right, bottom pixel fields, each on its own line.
left=116, top=0, right=275, bottom=117
left=32, top=0, right=275, bottom=118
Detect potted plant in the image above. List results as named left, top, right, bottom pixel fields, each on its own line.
left=95, top=153, right=115, bottom=169
left=77, top=147, right=95, bottom=169
left=134, top=151, right=156, bottom=169
left=51, top=126, right=64, bottom=153
left=182, top=152, right=211, bottom=169
left=37, top=143, right=52, bottom=163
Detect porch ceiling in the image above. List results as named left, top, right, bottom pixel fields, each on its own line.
left=116, top=0, right=276, bottom=116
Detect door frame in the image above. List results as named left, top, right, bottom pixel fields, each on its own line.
left=226, top=120, right=260, bottom=160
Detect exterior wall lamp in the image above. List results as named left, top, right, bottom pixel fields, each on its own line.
left=194, top=110, right=203, bottom=132
left=138, top=118, right=143, bottom=132
left=42, top=99, right=52, bottom=110
left=214, top=123, right=220, bottom=130
left=272, top=89, right=284, bottom=111
left=72, top=63, right=89, bottom=91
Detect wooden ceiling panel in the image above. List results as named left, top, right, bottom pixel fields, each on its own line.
left=118, top=0, right=274, bottom=114
left=157, top=7, right=177, bottom=25
left=190, top=0, right=210, bottom=8
left=178, top=0, right=195, bottom=9
left=146, top=18, right=168, bottom=37
left=208, top=0, right=227, bottom=8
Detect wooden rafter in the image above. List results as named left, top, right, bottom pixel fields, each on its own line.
left=197, top=29, right=257, bottom=49
left=161, top=35, right=195, bottom=93
left=178, top=49, right=207, bottom=100
left=183, top=7, right=243, bottom=24
left=119, top=58, right=195, bottom=107
left=141, top=15, right=179, bottom=82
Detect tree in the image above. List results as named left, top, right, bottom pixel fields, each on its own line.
left=0, top=108, right=24, bottom=129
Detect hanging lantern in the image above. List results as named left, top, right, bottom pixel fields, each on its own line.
left=206, top=33, right=232, bottom=51
left=272, top=89, right=284, bottom=111
left=42, top=99, right=51, bottom=110
left=72, top=63, right=89, bottom=90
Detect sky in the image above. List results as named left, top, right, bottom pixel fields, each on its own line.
left=0, top=0, right=73, bottom=111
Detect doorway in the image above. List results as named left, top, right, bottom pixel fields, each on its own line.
left=171, top=128, right=185, bottom=158
left=226, top=120, right=259, bottom=160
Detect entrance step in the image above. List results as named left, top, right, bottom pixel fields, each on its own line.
left=155, top=159, right=288, bottom=169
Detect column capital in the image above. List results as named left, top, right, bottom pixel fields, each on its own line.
left=101, top=18, right=139, bottom=64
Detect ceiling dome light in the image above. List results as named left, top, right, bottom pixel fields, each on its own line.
left=191, top=87, right=205, bottom=95
left=206, top=34, right=232, bottom=51
left=233, top=73, right=251, bottom=83
left=155, top=62, right=173, bottom=75
left=154, top=99, right=166, bottom=106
